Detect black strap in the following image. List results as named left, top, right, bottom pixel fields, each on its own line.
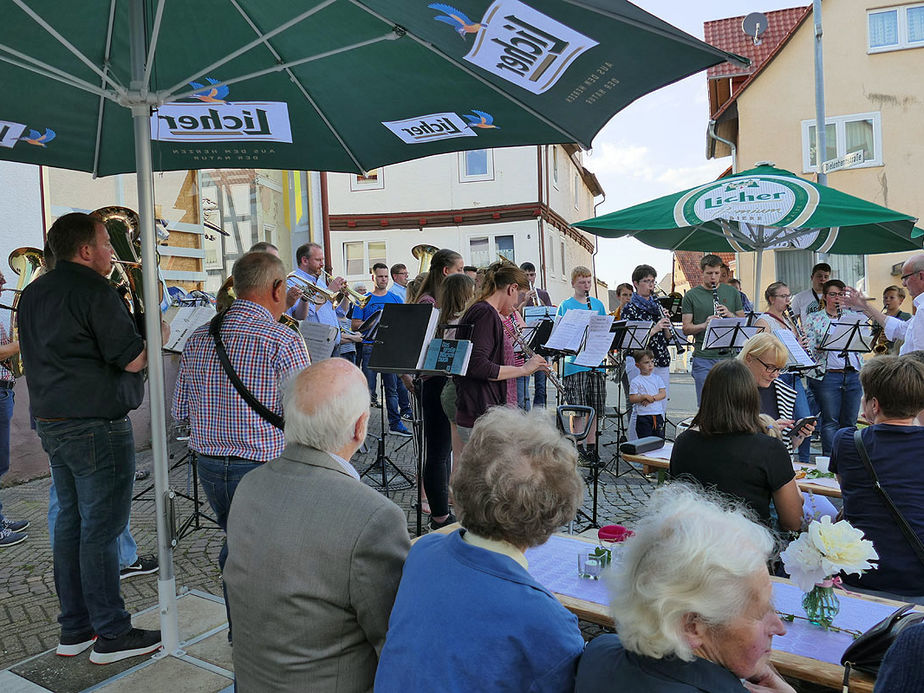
left=209, top=312, right=284, bottom=430
left=852, top=429, right=924, bottom=567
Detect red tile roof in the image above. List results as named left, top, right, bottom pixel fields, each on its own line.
left=675, top=251, right=737, bottom=290
left=705, top=6, right=809, bottom=80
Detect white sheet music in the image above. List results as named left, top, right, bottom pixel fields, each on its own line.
left=300, top=322, right=338, bottom=363
left=164, top=306, right=216, bottom=352
left=773, top=329, right=816, bottom=368
left=544, top=308, right=594, bottom=352
left=574, top=314, right=616, bottom=367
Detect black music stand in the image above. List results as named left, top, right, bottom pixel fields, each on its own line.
left=703, top=317, right=761, bottom=354
left=819, top=318, right=873, bottom=366
left=359, top=374, right=415, bottom=493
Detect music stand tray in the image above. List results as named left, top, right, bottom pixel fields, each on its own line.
left=703, top=318, right=761, bottom=351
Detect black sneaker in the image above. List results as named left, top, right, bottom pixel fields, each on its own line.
left=0, top=527, right=27, bottom=547
left=89, top=628, right=161, bottom=664
left=428, top=512, right=457, bottom=531
left=2, top=519, right=30, bottom=532
left=120, top=554, right=158, bottom=580
left=57, top=631, right=97, bottom=656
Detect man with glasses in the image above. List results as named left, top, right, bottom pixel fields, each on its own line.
left=804, top=279, right=864, bottom=454
left=389, top=263, right=409, bottom=303
left=844, top=252, right=924, bottom=356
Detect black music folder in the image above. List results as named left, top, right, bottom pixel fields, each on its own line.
left=368, top=303, right=440, bottom=372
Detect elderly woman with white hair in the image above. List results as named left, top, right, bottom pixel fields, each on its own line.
left=576, top=484, right=794, bottom=693
left=375, top=406, right=585, bottom=692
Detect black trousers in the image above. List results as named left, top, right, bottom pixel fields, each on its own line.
left=635, top=413, right=665, bottom=439
left=421, top=376, right=452, bottom=517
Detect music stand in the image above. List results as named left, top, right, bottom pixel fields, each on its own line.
left=819, top=318, right=873, bottom=365
left=703, top=317, right=761, bottom=354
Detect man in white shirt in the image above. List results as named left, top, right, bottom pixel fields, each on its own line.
left=791, top=262, right=831, bottom=321
left=287, top=243, right=346, bottom=354
left=845, top=252, right=924, bottom=356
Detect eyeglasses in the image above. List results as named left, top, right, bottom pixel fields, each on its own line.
left=772, top=293, right=792, bottom=300
left=826, top=291, right=844, bottom=298
left=901, top=269, right=922, bottom=282
left=753, top=356, right=783, bottom=375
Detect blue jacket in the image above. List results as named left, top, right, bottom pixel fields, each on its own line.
left=375, top=530, right=584, bottom=692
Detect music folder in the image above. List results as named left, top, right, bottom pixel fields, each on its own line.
left=368, top=303, right=440, bottom=373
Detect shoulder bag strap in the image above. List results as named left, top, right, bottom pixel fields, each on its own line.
left=209, top=312, right=284, bottom=431
left=852, top=429, right=924, bottom=567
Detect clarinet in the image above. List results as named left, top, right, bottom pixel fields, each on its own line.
left=711, top=282, right=722, bottom=315
left=585, top=289, right=592, bottom=309
left=785, top=305, right=817, bottom=367
left=656, top=301, right=685, bottom=353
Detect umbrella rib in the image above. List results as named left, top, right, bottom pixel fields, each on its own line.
left=349, top=0, right=589, bottom=147
left=162, top=33, right=397, bottom=104
left=142, top=0, right=168, bottom=92
left=92, top=0, right=119, bottom=179
left=222, top=0, right=367, bottom=172
left=0, top=49, right=116, bottom=101
left=11, top=0, right=127, bottom=97
left=163, top=0, right=338, bottom=97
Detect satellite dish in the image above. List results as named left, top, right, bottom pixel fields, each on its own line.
left=742, top=12, right=769, bottom=46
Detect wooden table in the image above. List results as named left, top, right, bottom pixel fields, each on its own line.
left=621, top=450, right=843, bottom=499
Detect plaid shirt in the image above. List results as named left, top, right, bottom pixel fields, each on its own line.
left=172, top=300, right=311, bottom=461
left=0, top=321, right=13, bottom=382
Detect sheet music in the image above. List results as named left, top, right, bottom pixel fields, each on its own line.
left=300, top=322, right=338, bottom=363
left=164, top=305, right=216, bottom=352
left=773, top=329, right=816, bottom=368
left=574, top=314, right=616, bottom=366
left=544, top=308, right=594, bottom=352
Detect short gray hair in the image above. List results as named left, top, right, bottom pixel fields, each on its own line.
left=232, top=251, right=284, bottom=297
left=608, top=483, right=775, bottom=661
left=451, top=407, right=582, bottom=548
left=283, top=360, right=369, bottom=453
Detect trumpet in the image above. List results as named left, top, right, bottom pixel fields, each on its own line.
left=321, top=269, right=370, bottom=309
left=501, top=316, right=567, bottom=400
left=287, top=272, right=341, bottom=306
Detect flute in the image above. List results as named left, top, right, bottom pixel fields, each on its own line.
left=501, top=318, right=567, bottom=399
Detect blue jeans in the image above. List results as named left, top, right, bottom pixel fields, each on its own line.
left=779, top=373, right=812, bottom=464
left=36, top=417, right=134, bottom=639
left=811, top=370, right=862, bottom=455
left=516, top=376, right=531, bottom=411
left=691, top=357, right=721, bottom=406
left=0, top=389, right=12, bottom=523
left=48, top=477, right=137, bottom=569
left=196, top=453, right=261, bottom=636
left=361, top=347, right=401, bottom=428
left=532, top=371, right=547, bottom=408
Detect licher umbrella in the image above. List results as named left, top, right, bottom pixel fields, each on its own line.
left=0, top=0, right=744, bottom=653
left=575, top=163, right=923, bottom=296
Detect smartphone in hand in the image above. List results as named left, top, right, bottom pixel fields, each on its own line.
left=787, top=416, right=817, bottom=438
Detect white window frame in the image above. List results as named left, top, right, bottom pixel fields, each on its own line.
left=350, top=168, right=384, bottom=191
left=560, top=238, right=566, bottom=279
left=458, top=149, right=495, bottom=182
left=342, top=239, right=388, bottom=280
left=551, top=146, right=559, bottom=190
left=867, top=3, right=924, bottom=54
left=467, top=232, right=515, bottom=266
left=800, top=111, right=883, bottom=173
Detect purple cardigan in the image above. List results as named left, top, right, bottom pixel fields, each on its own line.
left=455, top=301, right=505, bottom=428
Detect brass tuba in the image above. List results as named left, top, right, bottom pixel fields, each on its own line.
left=412, top=244, right=438, bottom=274
left=92, top=206, right=149, bottom=333
left=7, top=247, right=45, bottom=377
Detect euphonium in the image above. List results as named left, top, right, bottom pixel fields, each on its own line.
left=412, top=244, right=439, bottom=274
left=6, top=247, right=45, bottom=378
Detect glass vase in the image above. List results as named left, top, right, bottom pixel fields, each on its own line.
left=801, top=584, right=840, bottom=629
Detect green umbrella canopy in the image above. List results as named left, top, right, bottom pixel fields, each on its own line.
left=0, top=0, right=745, bottom=177
left=575, top=164, right=923, bottom=255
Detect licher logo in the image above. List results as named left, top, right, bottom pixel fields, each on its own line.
left=452, top=0, right=598, bottom=95
left=383, top=111, right=482, bottom=144
left=150, top=77, right=292, bottom=143
left=0, top=120, right=55, bottom=149
left=673, top=176, right=820, bottom=230
left=188, top=78, right=230, bottom=104
left=463, top=110, right=500, bottom=129
left=428, top=3, right=486, bottom=37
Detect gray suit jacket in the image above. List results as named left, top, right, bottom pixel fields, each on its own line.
left=225, top=443, right=410, bottom=692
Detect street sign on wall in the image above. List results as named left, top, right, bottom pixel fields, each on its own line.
left=821, top=150, right=864, bottom=175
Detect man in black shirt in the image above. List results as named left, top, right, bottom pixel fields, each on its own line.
left=19, top=212, right=166, bottom=664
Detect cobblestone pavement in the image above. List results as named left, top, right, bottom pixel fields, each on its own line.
left=0, top=373, right=697, bottom=671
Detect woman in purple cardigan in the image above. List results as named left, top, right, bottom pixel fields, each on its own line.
left=455, top=262, right=549, bottom=443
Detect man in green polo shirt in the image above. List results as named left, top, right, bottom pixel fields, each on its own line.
left=681, top=254, right=745, bottom=405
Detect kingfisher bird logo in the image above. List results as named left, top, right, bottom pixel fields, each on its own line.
left=463, top=110, right=500, bottom=129
left=151, top=76, right=292, bottom=144
left=429, top=3, right=486, bottom=37
left=19, top=127, right=56, bottom=147
left=0, top=120, right=55, bottom=149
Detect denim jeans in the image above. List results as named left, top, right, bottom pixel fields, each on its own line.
left=36, top=417, right=134, bottom=639
left=532, top=371, right=547, bottom=408
left=691, top=357, right=721, bottom=406
left=48, top=476, right=137, bottom=569
left=361, top=347, right=402, bottom=428
left=516, top=376, right=531, bottom=411
left=0, top=389, right=13, bottom=523
left=196, top=453, right=262, bottom=635
left=811, top=370, right=862, bottom=454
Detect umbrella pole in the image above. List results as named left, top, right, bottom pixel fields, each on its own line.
left=754, top=248, right=764, bottom=304
left=130, top=0, right=180, bottom=655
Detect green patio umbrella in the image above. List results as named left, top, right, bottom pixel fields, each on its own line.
left=575, top=163, right=923, bottom=296
left=0, top=0, right=745, bottom=653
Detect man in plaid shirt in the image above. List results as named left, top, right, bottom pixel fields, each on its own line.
left=172, top=250, right=310, bottom=635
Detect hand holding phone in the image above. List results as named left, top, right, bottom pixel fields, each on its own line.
left=788, top=416, right=817, bottom=438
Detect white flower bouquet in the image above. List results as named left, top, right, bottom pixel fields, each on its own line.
left=780, top=516, right=879, bottom=592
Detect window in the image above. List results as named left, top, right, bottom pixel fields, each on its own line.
left=469, top=234, right=514, bottom=266
left=350, top=168, right=384, bottom=191
left=551, top=147, right=559, bottom=188
left=495, top=235, right=514, bottom=264
left=547, top=231, right=555, bottom=274
left=343, top=240, right=387, bottom=277
left=572, top=173, right=579, bottom=209
left=801, top=112, right=882, bottom=172
left=868, top=4, right=924, bottom=52
left=458, top=149, right=494, bottom=182
left=775, top=250, right=865, bottom=294
left=560, top=239, right=566, bottom=278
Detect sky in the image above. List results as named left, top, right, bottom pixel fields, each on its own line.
left=587, top=0, right=806, bottom=289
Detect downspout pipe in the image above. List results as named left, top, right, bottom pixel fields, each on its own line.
left=707, top=120, right=737, bottom=174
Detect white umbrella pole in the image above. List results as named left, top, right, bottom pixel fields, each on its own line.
left=130, top=0, right=180, bottom=654
left=754, top=248, right=764, bottom=306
